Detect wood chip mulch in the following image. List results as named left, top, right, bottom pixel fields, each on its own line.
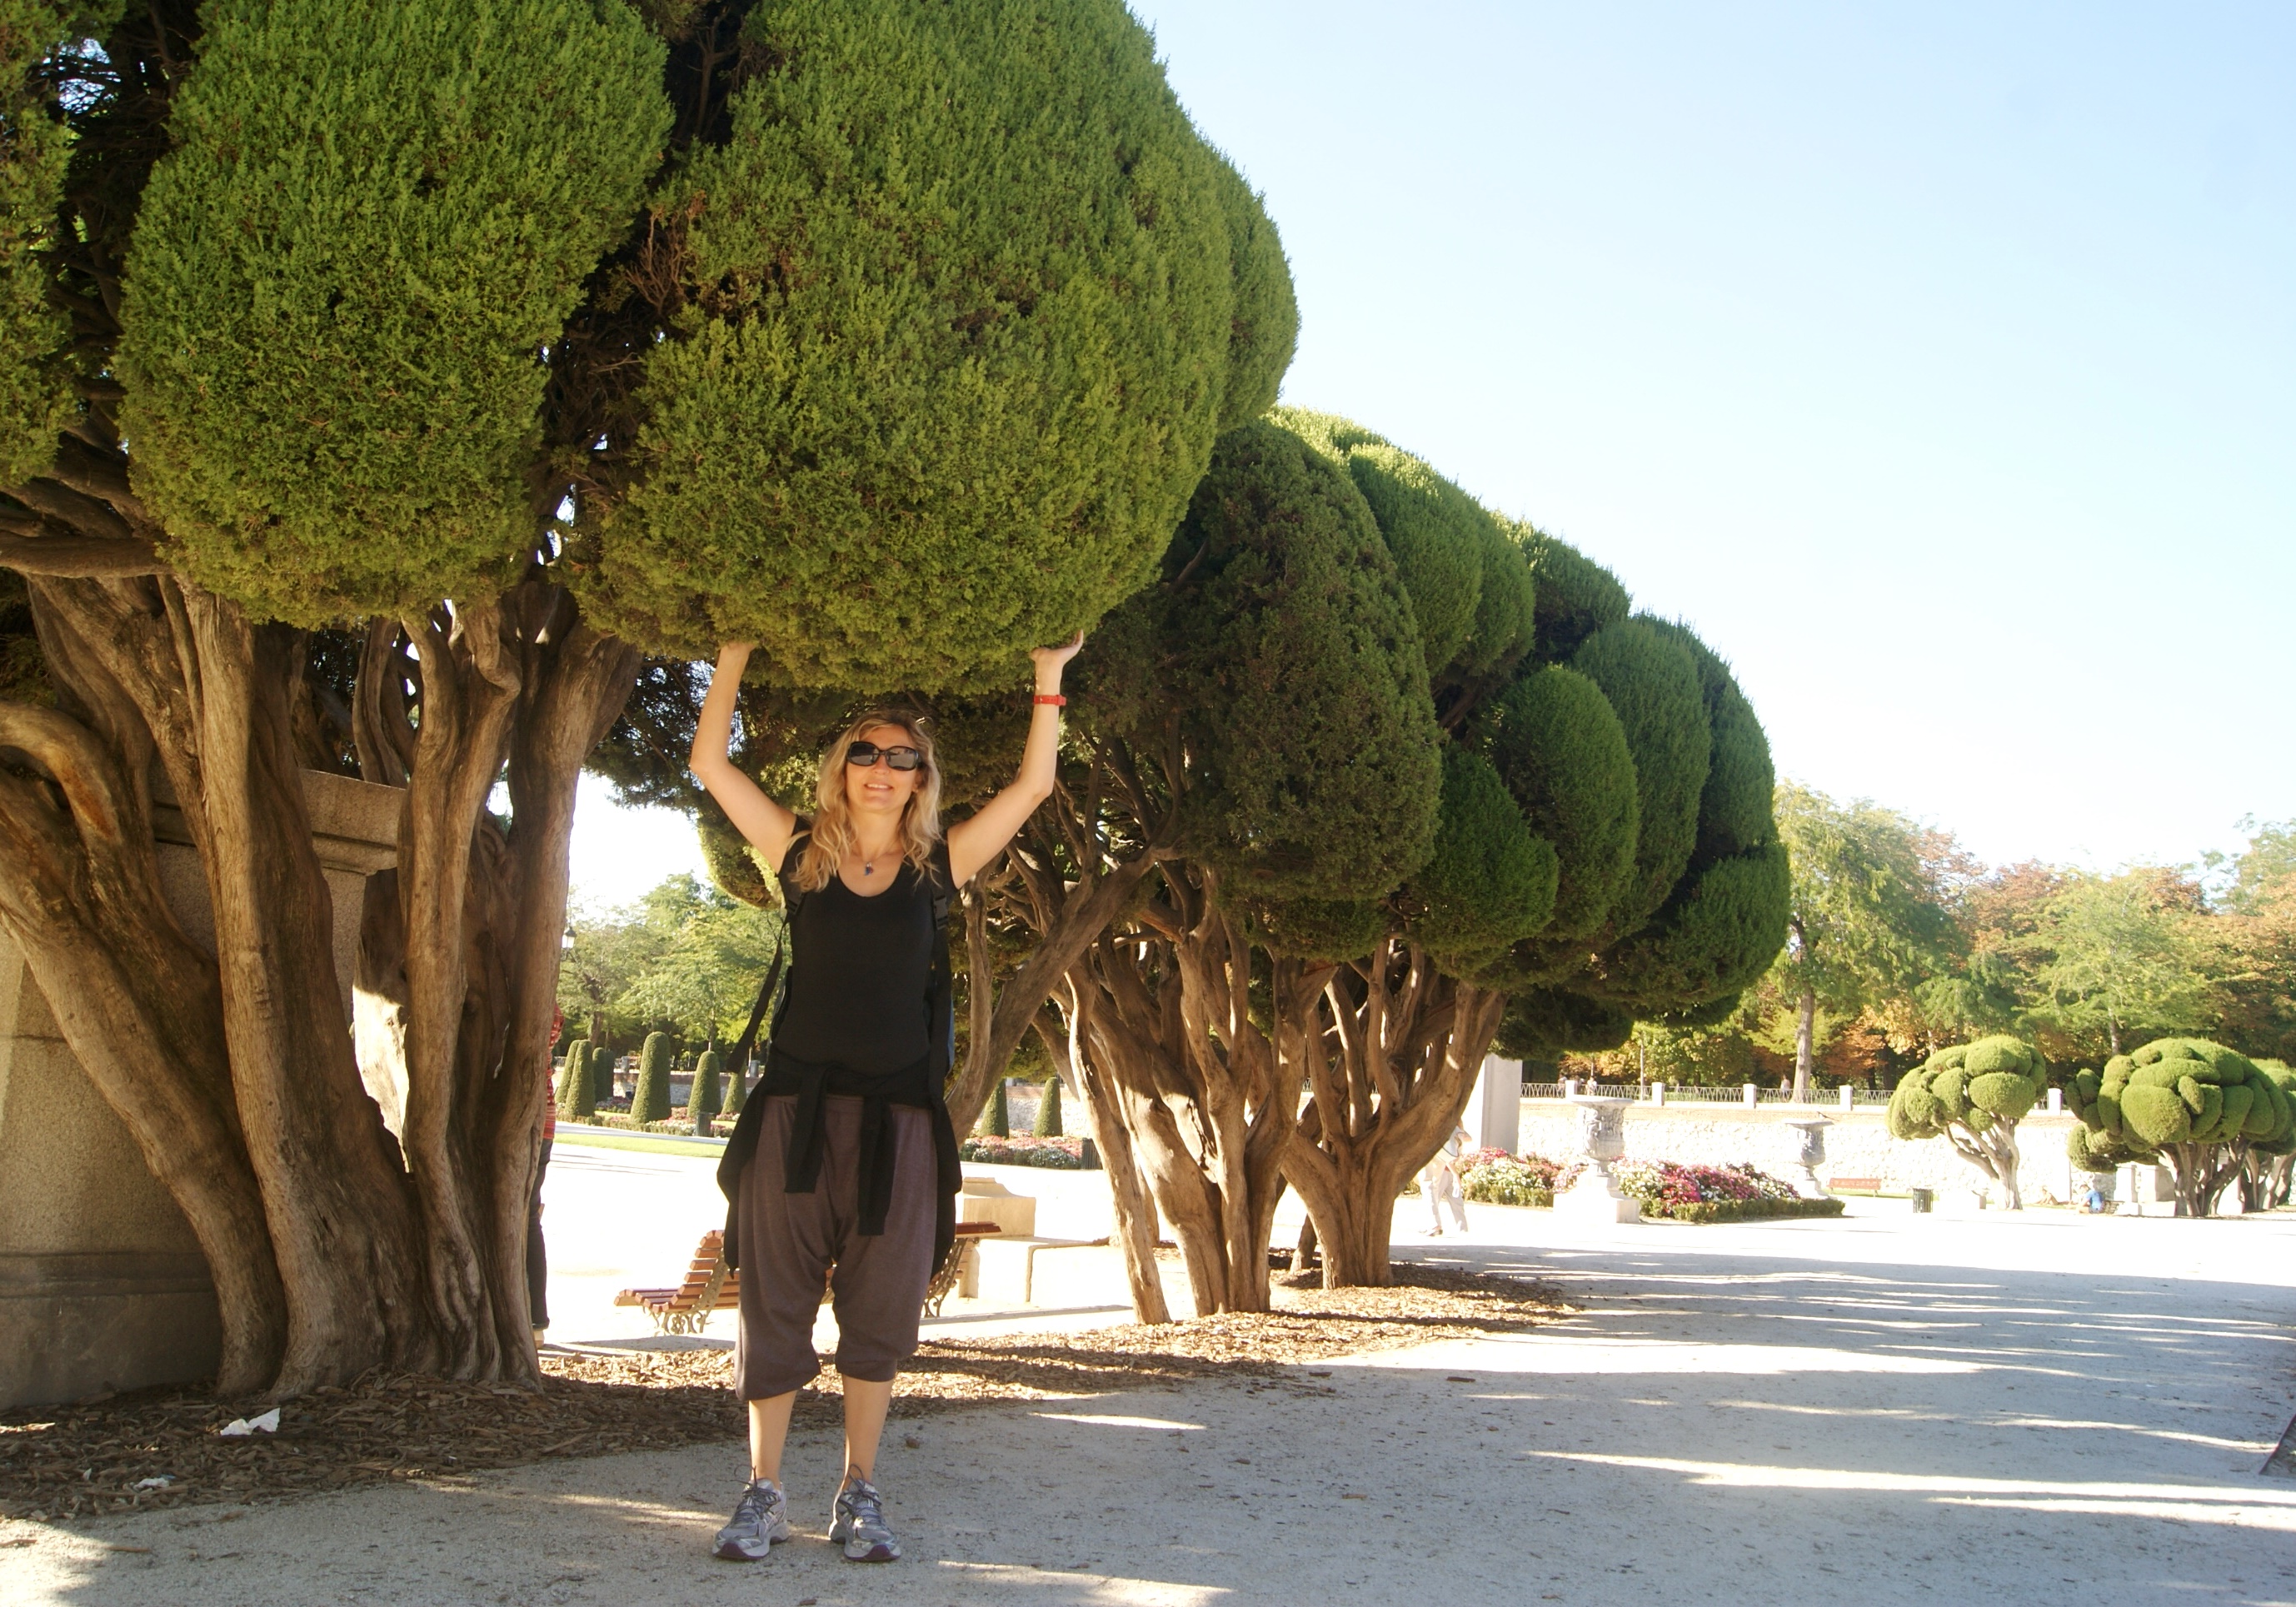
left=0, top=1261, right=1563, bottom=1525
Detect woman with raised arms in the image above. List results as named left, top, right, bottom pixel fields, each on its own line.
left=689, top=631, right=1081, bottom=1565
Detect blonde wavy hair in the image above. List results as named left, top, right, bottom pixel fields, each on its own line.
left=793, top=708, right=944, bottom=895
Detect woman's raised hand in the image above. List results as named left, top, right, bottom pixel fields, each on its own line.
left=1030, top=631, right=1086, bottom=684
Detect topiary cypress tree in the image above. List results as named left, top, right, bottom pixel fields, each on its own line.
left=576, top=0, right=1274, bottom=690
left=1086, top=415, right=1442, bottom=899
left=0, top=2, right=112, bottom=486
left=633, top=1030, right=671, bottom=1125
left=1568, top=618, right=1710, bottom=940
left=1475, top=665, right=1639, bottom=950
left=1888, top=1035, right=2047, bottom=1208
left=1513, top=522, right=1629, bottom=662
left=586, top=1043, right=611, bottom=1115
left=1032, top=1076, right=1063, bottom=1138
left=554, top=1036, right=587, bottom=1114
left=114, top=0, right=672, bottom=622
left=2066, top=1037, right=2296, bottom=1216
left=567, top=1041, right=598, bottom=1121
left=1401, top=746, right=1557, bottom=972
left=718, top=1046, right=746, bottom=1119
left=690, top=1045, right=721, bottom=1135
left=983, top=1077, right=1010, bottom=1139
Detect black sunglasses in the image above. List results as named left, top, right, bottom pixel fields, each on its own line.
left=846, top=741, right=923, bottom=772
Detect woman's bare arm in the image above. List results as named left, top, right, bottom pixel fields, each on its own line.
left=689, top=643, right=797, bottom=868
left=946, top=633, right=1083, bottom=886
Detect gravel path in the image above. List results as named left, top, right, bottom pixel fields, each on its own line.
left=7, top=1201, right=2294, bottom=1606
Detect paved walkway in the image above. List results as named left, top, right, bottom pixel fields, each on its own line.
left=8, top=1187, right=2295, bottom=1605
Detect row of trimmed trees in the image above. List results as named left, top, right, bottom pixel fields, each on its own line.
left=0, top=1, right=1786, bottom=1391
left=1887, top=1032, right=2294, bottom=1216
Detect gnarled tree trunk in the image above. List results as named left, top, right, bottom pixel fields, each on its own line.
left=0, top=566, right=636, bottom=1398
left=1283, top=939, right=1506, bottom=1287
left=1943, top=1118, right=2025, bottom=1210
left=1068, top=868, right=1322, bottom=1316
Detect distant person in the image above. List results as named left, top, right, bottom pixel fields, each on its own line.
left=691, top=631, right=1081, bottom=1565
left=1422, top=1121, right=1471, bottom=1236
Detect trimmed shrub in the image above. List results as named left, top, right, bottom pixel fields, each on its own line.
left=554, top=1036, right=587, bottom=1115
left=1083, top=416, right=1441, bottom=903
left=1514, top=522, right=1629, bottom=663
left=117, top=0, right=671, bottom=622
left=1569, top=617, right=1711, bottom=940
left=633, top=1031, right=672, bottom=1125
left=1475, top=665, right=1638, bottom=949
left=1031, top=1078, right=1064, bottom=1138
left=0, top=1, right=107, bottom=485
left=982, top=1079, right=1010, bottom=1139
left=720, top=1049, right=747, bottom=1119
left=691, top=1047, right=721, bottom=1135
left=587, top=1043, right=611, bottom=1113
left=1404, top=746, right=1558, bottom=971
left=580, top=0, right=1269, bottom=690
left=1889, top=1036, right=2045, bottom=1139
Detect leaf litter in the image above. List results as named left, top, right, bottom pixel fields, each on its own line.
left=0, top=1262, right=1561, bottom=1524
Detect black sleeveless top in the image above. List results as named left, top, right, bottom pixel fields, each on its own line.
left=771, top=857, right=936, bottom=1077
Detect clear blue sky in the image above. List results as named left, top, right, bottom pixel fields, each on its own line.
left=571, top=2, right=2294, bottom=904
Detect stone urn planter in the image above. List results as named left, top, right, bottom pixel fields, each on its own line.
left=1783, top=1116, right=1833, bottom=1200
left=1558, top=1095, right=1640, bottom=1223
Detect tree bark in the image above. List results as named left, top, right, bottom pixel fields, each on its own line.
left=0, top=694, right=285, bottom=1395
left=1942, top=1119, right=2024, bottom=1210
left=1793, top=984, right=1816, bottom=1103
left=1044, top=985, right=1168, bottom=1324
left=2161, top=1140, right=2243, bottom=1218
left=1069, top=869, right=1314, bottom=1315
left=4, top=569, right=636, bottom=1397
left=1281, top=941, right=1505, bottom=1287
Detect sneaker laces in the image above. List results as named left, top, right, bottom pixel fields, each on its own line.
left=734, top=1480, right=779, bottom=1526
left=841, top=1476, right=885, bottom=1528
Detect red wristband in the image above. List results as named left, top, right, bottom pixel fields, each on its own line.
left=1033, top=693, right=1066, bottom=706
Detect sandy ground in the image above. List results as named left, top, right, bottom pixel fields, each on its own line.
left=7, top=1157, right=2295, bottom=1606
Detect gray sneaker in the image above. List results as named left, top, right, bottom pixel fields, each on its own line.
left=830, top=1473, right=900, bottom=1562
left=713, top=1477, right=791, bottom=1561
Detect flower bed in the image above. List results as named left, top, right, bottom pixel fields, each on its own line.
left=960, top=1135, right=1088, bottom=1170
left=1460, top=1151, right=1560, bottom=1207
left=1458, top=1154, right=1844, bottom=1222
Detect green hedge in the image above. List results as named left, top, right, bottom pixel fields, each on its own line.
left=1650, top=1196, right=1845, bottom=1224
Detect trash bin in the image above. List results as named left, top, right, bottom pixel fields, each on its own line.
left=1908, top=1187, right=1934, bottom=1214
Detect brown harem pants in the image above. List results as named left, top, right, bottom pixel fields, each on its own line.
left=734, top=1094, right=937, bottom=1400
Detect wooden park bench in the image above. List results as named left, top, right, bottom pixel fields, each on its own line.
left=616, top=1229, right=741, bottom=1335
left=1827, top=1176, right=1884, bottom=1195
left=616, top=1222, right=1004, bottom=1335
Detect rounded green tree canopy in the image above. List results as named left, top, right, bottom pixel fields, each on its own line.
left=1889, top=1035, right=2046, bottom=1141
left=1081, top=414, right=1440, bottom=902
left=1402, top=746, right=1559, bottom=971
left=117, top=0, right=673, bottom=622
left=2066, top=1037, right=2294, bottom=1153
left=579, top=0, right=1283, bottom=690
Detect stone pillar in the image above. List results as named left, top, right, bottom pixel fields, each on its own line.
left=1784, top=1116, right=1834, bottom=1200
left=1838, top=1085, right=1853, bottom=1110
left=0, top=771, right=400, bottom=1408
left=1741, top=1083, right=1758, bottom=1107
left=2046, top=1086, right=2063, bottom=1115
left=1556, top=1096, right=1640, bottom=1224
left=1651, top=1081, right=1667, bottom=1107
left=1464, top=1056, right=1521, bottom=1157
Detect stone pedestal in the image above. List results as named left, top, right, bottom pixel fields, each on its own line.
left=1784, top=1116, right=1834, bottom=1200
left=1464, top=1055, right=1521, bottom=1157
left=1556, top=1095, right=1640, bottom=1224
left=0, top=770, right=399, bottom=1408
